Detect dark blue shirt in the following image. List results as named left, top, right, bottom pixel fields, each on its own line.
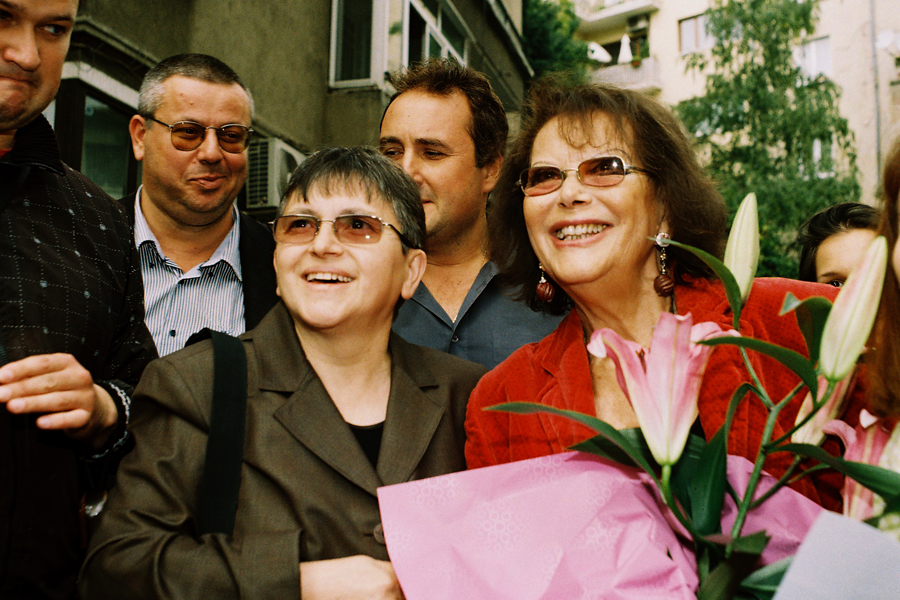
left=393, top=262, right=564, bottom=370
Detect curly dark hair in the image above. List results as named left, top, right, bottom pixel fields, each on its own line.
left=383, top=58, right=508, bottom=169
left=795, top=203, right=880, bottom=282
left=489, top=77, right=726, bottom=314
left=869, top=138, right=900, bottom=417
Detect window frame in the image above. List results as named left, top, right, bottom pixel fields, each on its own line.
left=794, top=36, right=832, bottom=79
left=52, top=63, right=141, bottom=194
left=329, top=0, right=390, bottom=89
left=679, top=13, right=714, bottom=55
left=404, top=0, right=468, bottom=66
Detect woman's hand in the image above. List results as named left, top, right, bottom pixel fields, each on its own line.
left=300, top=555, right=404, bottom=600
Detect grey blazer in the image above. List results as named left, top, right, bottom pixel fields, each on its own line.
left=80, top=302, right=486, bottom=600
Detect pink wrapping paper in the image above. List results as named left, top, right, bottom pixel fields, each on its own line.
left=378, top=451, right=822, bottom=600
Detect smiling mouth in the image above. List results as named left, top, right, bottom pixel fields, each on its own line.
left=306, top=272, right=352, bottom=283
left=555, top=223, right=608, bottom=241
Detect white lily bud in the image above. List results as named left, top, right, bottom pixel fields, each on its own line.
left=819, top=236, right=887, bottom=382
left=723, top=193, right=759, bottom=303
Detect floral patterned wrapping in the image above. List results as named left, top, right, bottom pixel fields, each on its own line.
left=378, top=451, right=821, bottom=599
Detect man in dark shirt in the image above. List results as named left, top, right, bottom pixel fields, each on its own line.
left=379, top=59, right=561, bottom=369
left=0, top=1, right=157, bottom=598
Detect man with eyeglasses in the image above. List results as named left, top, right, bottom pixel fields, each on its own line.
left=122, top=53, right=277, bottom=356
left=379, top=59, right=562, bottom=370
left=0, top=1, right=157, bottom=597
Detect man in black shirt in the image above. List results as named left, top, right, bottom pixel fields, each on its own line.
left=0, top=1, right=157, bottom=598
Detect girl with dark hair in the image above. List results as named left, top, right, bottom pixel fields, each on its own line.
left=796, top=202, right=880, bottom=287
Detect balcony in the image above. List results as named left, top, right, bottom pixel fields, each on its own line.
left=575, top=0, right=661, bottom=36
left=589, top=56, right=661, bottom=95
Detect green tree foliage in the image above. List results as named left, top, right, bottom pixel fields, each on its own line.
left=523, top=0, right=589, bottom=81
left=676, top=0, right=860, bottom=277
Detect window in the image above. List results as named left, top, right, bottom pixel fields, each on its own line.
left=53, top=71, right=140, bottom=198
left=406, top=0, right=467, bottom=65
left=81, top=95, right=133, bottom=198
left=794, top=37, right=831, bottom=78
left=330, top=0, right=388, bottom=87
left=679, top=14, right=714, bottom=54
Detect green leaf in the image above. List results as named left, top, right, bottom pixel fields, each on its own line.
left=571, top=428, right=653, bottom=468
left=689, top=427, right=728, bottom=536
left=670, top=433, right=709, bottom=518
left=697, top=542, right=769, bottom=600
left=735, top=557, right=792, bottom=600
left=776, top=442, right=900, bottom=501
left=731, top=530, right=770, bottom=555
left=487, top=402, right=659, bottom=476
left=663, top=239, right=745, bottom=326
left=701, top=336, right=818, bottom=400
left=779, top=293, right=833, bottom=363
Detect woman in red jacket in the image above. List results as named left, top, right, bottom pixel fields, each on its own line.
left=465, top=78, right=862, bottom=510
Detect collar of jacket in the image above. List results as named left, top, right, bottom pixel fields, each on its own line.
left=0, top=114, right=65, bottom=175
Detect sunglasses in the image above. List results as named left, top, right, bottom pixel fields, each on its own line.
left=269, top=214, right=416, bottom=248
left=144, top=116, right=253, bottom=153
left=518, top=156, right=648, bottom=197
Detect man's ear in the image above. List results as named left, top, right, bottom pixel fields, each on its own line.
left=400, top=249, right=427, bottom=300
left=481, top=154, right=503, bottom=195
left=129, top=115, right=147, bottom=162
left=273, top=253, right=282, bottom=299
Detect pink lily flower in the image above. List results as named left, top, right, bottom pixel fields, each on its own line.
left=823, top=410, right=894, bottom=521
left=791, top=371, right=857, bottom=446
left=587, top=312, right=734, bottom=466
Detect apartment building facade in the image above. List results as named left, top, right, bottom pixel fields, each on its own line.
left=52, top=0, right=531, bottom=220
left=574, top=0, right=900, bottom=204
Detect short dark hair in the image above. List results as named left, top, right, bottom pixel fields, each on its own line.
left=869, top=138, right=900, bottom=417
left=795, top=203, right=880, bottom=282
left=278, top=146, right=425, bottom=251
left=138, top=53, right=253, bottom=117
left=489, top=76, right=727, bottom=314
left=385, top=58, right=507, bottom=168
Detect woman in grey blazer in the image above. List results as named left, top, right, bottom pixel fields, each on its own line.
left=80, top=148, right=486, bottom=600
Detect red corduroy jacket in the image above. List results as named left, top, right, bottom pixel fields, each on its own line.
left=465, top=277, right=865, bottom=511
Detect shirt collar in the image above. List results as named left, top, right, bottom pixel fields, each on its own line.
left=134, top=186, right=243, bottom=280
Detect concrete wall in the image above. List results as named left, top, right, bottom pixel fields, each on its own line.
left=75, top=0, right=528, bottom=151
left=78, top=0, right=331, bottom=149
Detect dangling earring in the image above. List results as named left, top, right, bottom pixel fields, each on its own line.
left=653, top=232, right=675, bottom=297
left=536, top=264, right=556, bottom=303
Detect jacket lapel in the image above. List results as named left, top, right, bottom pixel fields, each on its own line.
left=273, top=377, right=383, bottom=495
left=376, top=335, right=444, bottom=485
left=251, top=304, right=382, bottom=495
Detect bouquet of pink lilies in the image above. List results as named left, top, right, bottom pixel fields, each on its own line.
left=377, top=194, right=900, bottom=600
left=493, top=193, right=900, bottom=598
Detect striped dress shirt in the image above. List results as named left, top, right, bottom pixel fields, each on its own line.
left=133, top=191, right=245, bottom=356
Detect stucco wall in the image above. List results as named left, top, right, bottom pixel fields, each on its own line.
left=577, top=0, right=900, bottom=204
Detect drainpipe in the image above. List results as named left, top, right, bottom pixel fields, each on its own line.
left=869, top=0, right=882, bottom=177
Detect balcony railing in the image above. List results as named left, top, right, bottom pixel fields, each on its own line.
left=589, top=56, right=661, bottom=95
left=576, top=0, right=661, bottom=35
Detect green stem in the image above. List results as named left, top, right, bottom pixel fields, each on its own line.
left=658, top=464, right=702, bottom=540
left=728, top=350, right=788, bottom=549
left=749, top=456, right=801, bottom=509
left=740, top=346, right=774, bottom=410
left=771, top=380, right=836, bottom=447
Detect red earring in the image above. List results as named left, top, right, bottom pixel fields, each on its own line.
left=653, top=232, right=675, bottom=297
left=536, top=265, right=556, bottom=303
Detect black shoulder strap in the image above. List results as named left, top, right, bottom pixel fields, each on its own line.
left=197, top=330, right=247, bottom=536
